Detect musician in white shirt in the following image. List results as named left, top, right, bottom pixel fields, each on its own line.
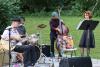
left=1, top=17, right=36, bottom=67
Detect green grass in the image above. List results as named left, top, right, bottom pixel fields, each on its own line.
left=0, top=16, right=100, bottom=64
left=25, top=15, right=100, bottom=58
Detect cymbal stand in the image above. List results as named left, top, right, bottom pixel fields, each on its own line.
left=36, top=29, right=46, bottom=64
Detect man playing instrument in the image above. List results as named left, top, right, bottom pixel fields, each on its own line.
left=1, top=17, right=37, bottom=67
left=49, top=11, right=69, bottom=57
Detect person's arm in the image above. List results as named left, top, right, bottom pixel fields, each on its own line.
left=1, top=29, right=10, bottom=40
left=1, top=29, right=21, bottom=41
left=50, top=21, right=56, bottom=30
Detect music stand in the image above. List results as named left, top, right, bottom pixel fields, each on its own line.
left=77, top=20, right=99, bottom=30
left=77, top=20, right=99, bottom=56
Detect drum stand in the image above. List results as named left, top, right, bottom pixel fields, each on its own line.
left=36, top=31, right=47, bottom=64
left=37, top=40, right=47, bottom=64
left=35, top=25, right=48, bottom=65
left=38, top=46, right=46, bottom=63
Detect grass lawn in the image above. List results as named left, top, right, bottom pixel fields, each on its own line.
left=25, top=15, right=100, bottom=58
left=0, top=15, right=100, bottom=64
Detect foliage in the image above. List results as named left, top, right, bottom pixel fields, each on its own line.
left=0, top=0, right=21, bottom=35
left=20, top=0, right=100, bottom=16
left=74, top=0, right=100, bottom=16
left=92, top=0, right=100, bottom=16
left=20, top=0, right=74, bottom=12
left=76, top=0, right=96, bottom=11
left=20, top=0, right=52, bottom=12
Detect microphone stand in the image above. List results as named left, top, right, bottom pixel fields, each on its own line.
left=8, top=28, right=11, bottom=67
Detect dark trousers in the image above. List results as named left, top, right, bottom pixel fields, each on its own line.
left=13, top=45, right=36, bottom=67
left=50, top=32, right=57, bottom=56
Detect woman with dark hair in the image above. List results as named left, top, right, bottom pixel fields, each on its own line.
left=77, top=11, right=95, bottom=56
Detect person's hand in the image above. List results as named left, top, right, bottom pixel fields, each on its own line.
left=63, top=36, right=67, bottom=40
left=55, top=28, right=60, bottom=32
left=11, top=35, right=21, bottom=41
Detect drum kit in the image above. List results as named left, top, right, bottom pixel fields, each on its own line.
left=27, top=24, right=61, bottom=67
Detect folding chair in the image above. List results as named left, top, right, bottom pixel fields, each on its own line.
left=61, top=36, right=77, bottom=57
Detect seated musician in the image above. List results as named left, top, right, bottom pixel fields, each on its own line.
left=1, top=17, right=37, bottom=67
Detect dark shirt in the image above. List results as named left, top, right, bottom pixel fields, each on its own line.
left=17, top=24, right=26, bottom=36
left=49, top=18, right=67, bottom=34
left=49, top=19, right=60, bottom=33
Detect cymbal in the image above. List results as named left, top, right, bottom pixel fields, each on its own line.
left=37, top=24, right=47, bottom=28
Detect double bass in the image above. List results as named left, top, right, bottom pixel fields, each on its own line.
left=56, top=21, right=73, bottom=50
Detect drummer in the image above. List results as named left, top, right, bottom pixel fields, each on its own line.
left=1, top=17, right=37, bottom=67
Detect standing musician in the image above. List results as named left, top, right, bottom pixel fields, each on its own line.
left=49, top=11, right=69, bottom=57
left=77, top=11, right=95, bottom=57
left=1, top=17, right=37, bottom=67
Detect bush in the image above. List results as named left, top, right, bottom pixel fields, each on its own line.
left=0, top=0, right=21, bottom=35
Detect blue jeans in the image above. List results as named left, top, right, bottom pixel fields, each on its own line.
left=14, top=45, right=36, bottom=67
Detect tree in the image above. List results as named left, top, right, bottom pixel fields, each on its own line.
left=76, top=0, right=96, bottom=11
left=0, top=0, right=21, bottom=35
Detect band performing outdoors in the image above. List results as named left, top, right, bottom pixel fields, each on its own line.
left=0, top=10, right=99, bottom=67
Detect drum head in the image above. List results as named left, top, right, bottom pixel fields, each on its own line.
left=34, top=46, right=40, bottom=61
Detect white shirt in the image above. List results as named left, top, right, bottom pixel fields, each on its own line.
left=1, top=26, right=20, bottom=46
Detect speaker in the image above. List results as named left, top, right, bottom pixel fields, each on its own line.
left=59, top=57, right=92, bottom=67
left=42, top=45, right=50, bottom=57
